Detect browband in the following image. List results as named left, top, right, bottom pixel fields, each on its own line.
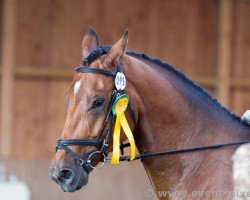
left=75, top=67, right=117, bottom=77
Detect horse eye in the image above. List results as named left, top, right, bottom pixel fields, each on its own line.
left=92, top=98, right=105, bottom=109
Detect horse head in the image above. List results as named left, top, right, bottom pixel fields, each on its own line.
left=49, top=27, right=138, bottom=192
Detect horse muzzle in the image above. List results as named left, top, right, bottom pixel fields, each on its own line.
left=49, top=160, right=89, bottom=192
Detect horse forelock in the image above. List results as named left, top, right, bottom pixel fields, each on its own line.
left=82, top=46, right=111, bottom=66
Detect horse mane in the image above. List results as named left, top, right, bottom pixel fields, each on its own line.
left=84, top=46, right=249, bottom=127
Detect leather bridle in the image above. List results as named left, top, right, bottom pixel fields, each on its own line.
left=56, top=59, right=137, bottom=171
left=55, top=46, right=250, bottom=172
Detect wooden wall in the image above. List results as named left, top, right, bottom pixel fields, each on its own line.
left=0, top=0, right=250, bottom=200
left=1, top=0, right=223, bottom=159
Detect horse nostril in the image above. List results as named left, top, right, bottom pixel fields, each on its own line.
left=57, top=169, right=74, bottom=182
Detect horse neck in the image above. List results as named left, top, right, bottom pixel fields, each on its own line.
left=124, top=55, right=249, bottom=151
left=123, top=55, right=250, bottom=192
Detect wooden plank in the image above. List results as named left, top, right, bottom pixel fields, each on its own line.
left=231, top=79, right=250, bottom=89
left=2, top=66, right=250, bottom=88
left=14, top=67, right=74, bottom=80
left=0, top=0, right=16, bottom=157
left=13, top=68, right=250, bottom=88
left=1, top=66, right=216, bottom=86
left=216, top=0, right=233, bottom=106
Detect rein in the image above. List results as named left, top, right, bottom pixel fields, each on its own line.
left=119, top=141, right=250, bottom=161
left=55, top=46, right=249, bottom=171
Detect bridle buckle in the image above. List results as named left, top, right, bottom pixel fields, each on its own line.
left=77, top=158, right=84, bottom=166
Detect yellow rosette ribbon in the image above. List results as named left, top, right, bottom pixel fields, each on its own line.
left=111, top=94, right=136, bottom=164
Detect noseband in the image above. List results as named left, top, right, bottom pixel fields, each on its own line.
left=56, top=46, right=250, bottom=172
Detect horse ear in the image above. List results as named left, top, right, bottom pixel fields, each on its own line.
left=82, top=26, right=99, bottom=59
left=104, top=30, right=128, bottom=67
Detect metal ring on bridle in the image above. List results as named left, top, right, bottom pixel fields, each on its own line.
left=87, top=151, right=108, bottom=169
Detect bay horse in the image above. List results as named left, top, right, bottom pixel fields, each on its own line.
left=49, top=27, right=250, bottom=199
